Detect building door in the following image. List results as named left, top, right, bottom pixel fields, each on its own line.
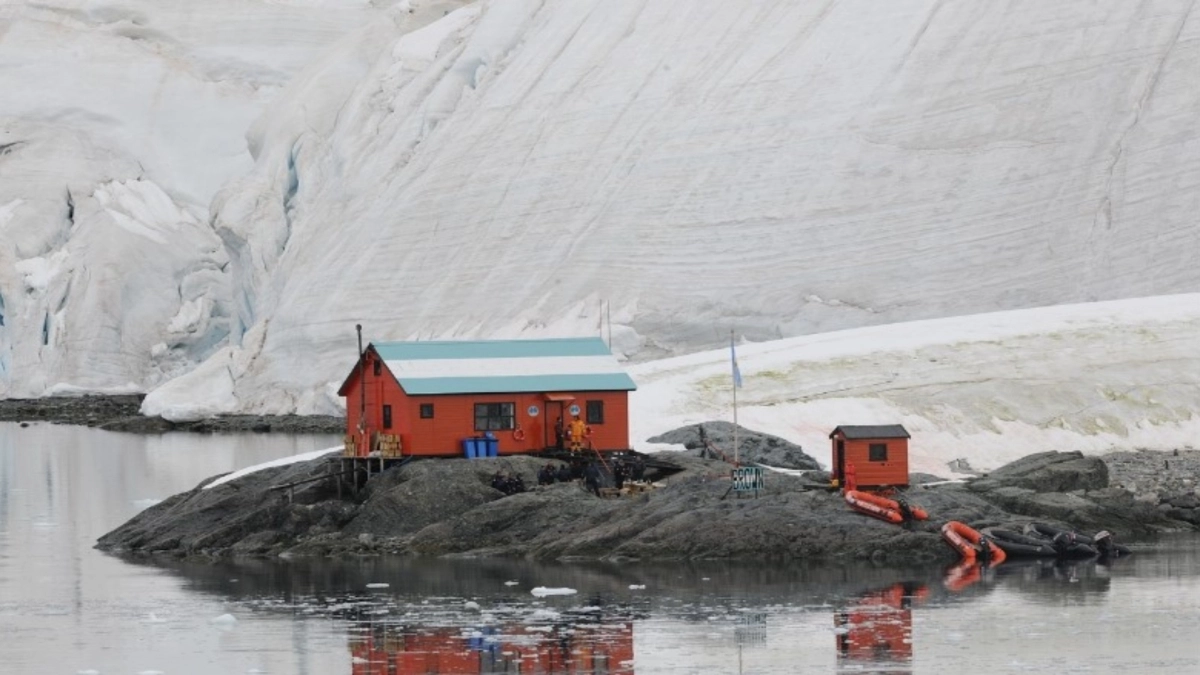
left=836, top=438, right=845, bottom=484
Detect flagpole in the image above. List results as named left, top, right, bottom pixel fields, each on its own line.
left=731, top=329, right=738, bottom=466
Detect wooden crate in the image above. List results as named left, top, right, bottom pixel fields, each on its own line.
left=375, top=433, right=404, bottom=458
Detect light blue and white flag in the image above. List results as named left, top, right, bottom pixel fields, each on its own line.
left=731, top=334, right=743, bottom=388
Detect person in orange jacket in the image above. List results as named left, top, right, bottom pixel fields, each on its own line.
left=568, top=415, right=588, bottom=453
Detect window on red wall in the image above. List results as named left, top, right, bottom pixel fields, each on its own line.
left=869, top=443, right=887, bottom=462
left=420, top=403, right=434, bottom=419
left=382, top=405, right=393, bottom=429
left=586, top=400, right=604, bottom=424
left=474, top=403, right=515, bottom=431
left=373, top=359, right=381, bottom=376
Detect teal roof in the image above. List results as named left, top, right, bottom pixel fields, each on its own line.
left=372, top=337, right=614, bottom=360
left=367, top=336, right=637, bottom=395
left=399, top=373, right=636, bottom=395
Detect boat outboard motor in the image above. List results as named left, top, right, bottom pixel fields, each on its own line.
left=1051, top=531, right=1075, bottom=555
left=1093, top=530, right=1131, bottom=558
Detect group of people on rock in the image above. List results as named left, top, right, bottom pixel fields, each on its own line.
left=537, top=462, right=575, bottom=486
left=490, top=471, right=526, bottom=496
left=493, top=455, right=650, bottom=499
left=611, top=456, right=646, bottom=489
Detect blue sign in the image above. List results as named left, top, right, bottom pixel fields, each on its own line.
left=732, top=467, right=765, bottom=492
left=568, top=404, right=580, bottom=416
left=527, top=405, right=539, bottom=417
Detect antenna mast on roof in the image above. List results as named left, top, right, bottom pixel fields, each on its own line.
left=606, top=300, right=612, bottom=350
left=356, top=324, right=366, bottom=435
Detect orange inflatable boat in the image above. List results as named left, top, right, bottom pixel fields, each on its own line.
left=844, top=490, right=930, bottom=525
left=941, top=521, right=1006, bottom=564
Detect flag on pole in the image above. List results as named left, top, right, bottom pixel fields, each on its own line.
left=731, top=334, right=743, bottom=388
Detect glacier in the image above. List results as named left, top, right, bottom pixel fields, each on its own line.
left=3, top=0, right=1199, bottom=456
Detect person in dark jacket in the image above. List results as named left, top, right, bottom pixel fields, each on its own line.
left=632, top=456, right=646, bottom=482
left=584, top=462, right=602, bottom=497
left=537, top=464, right=555, bottom=486
left=556, top=463, right=572, bottom=483
left=613, top=459, right=627, bottom=490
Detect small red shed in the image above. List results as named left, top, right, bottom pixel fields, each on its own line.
left=829, top=425, right=911, bottom=490
left=337, top=337, right=636, bottom=458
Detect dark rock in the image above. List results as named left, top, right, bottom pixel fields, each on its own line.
left=1167, top=493, right=1200, bottom=509
left=96, top=432, right=1196, bottom=562
left=648, top=421, right=821, bottom=470
left=969, top=451, right=1108, bottom=494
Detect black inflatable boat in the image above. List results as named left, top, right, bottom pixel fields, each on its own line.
left=1025, top=523, right=1132, bottom=559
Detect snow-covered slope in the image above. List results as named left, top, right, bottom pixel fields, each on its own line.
left=166, top=0, right=1199, bottom=415
left=0, top=0, right=400, bottom=395
left=629, top=294, right=1200, bottom=475
left=5, top=1, right=1200, bottom=421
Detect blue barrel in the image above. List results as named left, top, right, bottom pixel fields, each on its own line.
left=462, top=438, right=477, bottom=458
left=487, top=436, right=499, bottom=457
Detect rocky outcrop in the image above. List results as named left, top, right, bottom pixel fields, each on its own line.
left=97, top=432, right=1197, bottom=564
left=647, top=422, right=821, bottom=471
left=1106, top=449, right=1200, bottom=527
left=968, top=451, right=1109, bottom=493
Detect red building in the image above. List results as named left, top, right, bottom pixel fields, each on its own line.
left=829, top=425, right=911, bottom=489
left=337, top=337, right=637, bottom=457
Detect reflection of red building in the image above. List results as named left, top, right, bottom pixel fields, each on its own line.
left=350, top=621, right=635, bottom=675
left=834, top=583, right=927, bottom=673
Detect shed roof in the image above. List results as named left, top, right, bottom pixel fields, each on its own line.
left=829, top=425, right=911, bottom=440
left=360, top=337, right=636, bottom=395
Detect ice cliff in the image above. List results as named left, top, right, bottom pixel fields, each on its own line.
left=2, top=1, right=1198, bottom=420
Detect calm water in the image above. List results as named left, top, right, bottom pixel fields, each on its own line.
left=1, top=422, right=1199, bottom=675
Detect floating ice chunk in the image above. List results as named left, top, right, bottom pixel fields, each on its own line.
left=366, top=583, right=390, bottom=589
left=504, top=581, right=520, bottom=586
left=210, top=613, right=238, bottom=625
left=464, top=601, right=481, bottom=610
left=628, top=584, right=646, bottom=590
left=528, top=608, right=560, bottom=620
left=531, top=587, right=577, bottom=597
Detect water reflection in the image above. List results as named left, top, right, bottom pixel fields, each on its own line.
left=4, top=422, right=1200, bottom=673
left=834, top=582, right=926, bottom=674
left=348, top=620, right=635, bottom=674
left=941, top=558, right=1113, bottom=602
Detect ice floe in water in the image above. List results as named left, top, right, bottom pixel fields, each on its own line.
left=464, top=601, right=481, bottom=610
left=210, top=613, right=238, bottom=625
left=629, top=584, right=646, bottom=590
left=504, top=580, right=520, bottom=586
left=366, top=583, right=390, bottom=589
left=531, top=587, right=577, bottom=597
